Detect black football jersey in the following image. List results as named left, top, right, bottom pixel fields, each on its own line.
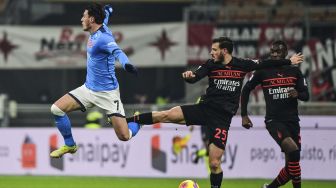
left=241, top=65, right=309, bottom=121
left=185, top=57, right=292, bottom=115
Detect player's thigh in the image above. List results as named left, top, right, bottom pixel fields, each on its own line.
left=110, top=115, right=129, bottom=137
left=65, top=85, right=94, bottom=112
left=54, top=94, right=82, bottom=113
left=266, top=121, right=293, bottom=151
left=93, top=88, right=125, bottom=117
left=285, top=121, right=301, bottom=151
left=167, top=106, right=185, bottom=122
left=209, top=143, right=224, bottom=159
left=180, top=104, right=206, bottom=125
left=152, top=106, right=185, bottom=123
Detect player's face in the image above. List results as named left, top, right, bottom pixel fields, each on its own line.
left=81, top=10, right=92, bottom=31
left=270, top=44, right=287, bottom=60
left=210, top=42, right=224, bottom=62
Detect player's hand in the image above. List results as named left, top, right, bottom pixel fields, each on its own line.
left=242, top=115, right=253, bottom=129
left=125, top=63, right=138, bottom=76
left=288, top=88, right=298, bottom=98
left=290, top=53, right=304, bottom=65
left=182, top=71, right=195, bottom=79
left=104, top=4, right=113, bottom=16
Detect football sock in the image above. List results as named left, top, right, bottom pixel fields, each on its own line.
left=128, top=122, right=141, bottom=138
left=268, top=167, right=290, bottom=187
left=288, top=150, right=301, bottom=188
left=126, top=112, right=153, bottom=124
left=54, top=115, right=75, bottom=146
left=210, top=172, right=223, bottom=188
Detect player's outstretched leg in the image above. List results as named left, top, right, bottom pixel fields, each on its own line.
left=50, top=104, right=77, bottom=158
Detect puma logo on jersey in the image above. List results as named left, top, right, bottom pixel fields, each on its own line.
left=277, top=73, right=284, bottom=77
left=225, top=66, right=232, bottom=69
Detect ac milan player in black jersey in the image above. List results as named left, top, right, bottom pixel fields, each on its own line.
left=241, top=40, right=309, bottom=188
left=127, top=37, right=304, bottom=188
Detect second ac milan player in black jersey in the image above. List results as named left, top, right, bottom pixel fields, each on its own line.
left=241, top=40, right=309, bottom=188
left=127, top=37, right=304, bottom=188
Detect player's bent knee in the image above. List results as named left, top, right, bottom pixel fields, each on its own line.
left=116, top=132, right=130, bottom=141
left=281, top=137, right=298, bottom=153
left=50, top=104, right=65, bottom=116
left=209, top=159, right=221, bottom=171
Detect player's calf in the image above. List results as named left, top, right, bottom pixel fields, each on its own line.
left=287, top=150, right=301, bottom=188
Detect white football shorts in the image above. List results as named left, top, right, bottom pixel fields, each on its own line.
left=69, top=85, right=125, bottom=117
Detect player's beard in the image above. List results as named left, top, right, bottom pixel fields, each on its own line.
left=82, top=23, right=91, bottom=31
left=83, top=25, right=90, bottom=31
left=214, top=53, right=224, bottom=63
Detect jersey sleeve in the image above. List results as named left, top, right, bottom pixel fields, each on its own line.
left=100, top=36, right=130, bottom=69
left=240, top=71, right=262, bottom=116
left=295, top=68, right=309, bottom=101
left=103, top=12, right=109, bottom=26
left=184, top=60, right=210, bottom=83
left=238, top=58, right=292, bottom=72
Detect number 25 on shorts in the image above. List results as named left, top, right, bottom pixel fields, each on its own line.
left=215, top=128, right=227, bottom=144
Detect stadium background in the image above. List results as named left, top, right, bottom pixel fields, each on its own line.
left=0, top=0, right=336, bottom=187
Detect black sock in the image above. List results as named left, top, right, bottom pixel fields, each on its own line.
left=268, top=167, right=290, bottom=188
left=210, top=172, right=223, bottom=188
left=288, top=150, right=301, bottom=188
left=126, top=112, right=153, bottom=124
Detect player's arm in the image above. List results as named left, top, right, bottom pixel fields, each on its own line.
left=103, top=5, right=113, bottom=26
left=182, top=60, right=209, bottom=84
left=288, top=68, right=309, bottom=101
left=102, top=39, right=138, bottom=76
left=241, top=71, right=262, bottom=129
left=241, top=53, right=304, bottom=72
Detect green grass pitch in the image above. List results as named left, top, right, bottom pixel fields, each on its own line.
left=0, top=176, right=335, bottom=188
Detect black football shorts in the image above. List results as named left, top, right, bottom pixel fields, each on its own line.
left=265, top=120, right=301, bottom=151
left=180, top=104, right=233, bottom=150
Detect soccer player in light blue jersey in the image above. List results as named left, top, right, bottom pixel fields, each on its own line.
left=50, top=3, right=141, bottom=158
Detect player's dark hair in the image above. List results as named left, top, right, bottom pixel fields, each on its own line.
left=86, top=3, right=105, bottom=24
left=272, top=40, right=288, bottom=51
left=271, top=40, right=288, bottom=58
left=212, top=36, right=234, bottom=54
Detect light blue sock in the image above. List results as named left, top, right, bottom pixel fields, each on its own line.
left=54, top=115, right=75, bottom=146
left=128, top=122, right=141, bottom=137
